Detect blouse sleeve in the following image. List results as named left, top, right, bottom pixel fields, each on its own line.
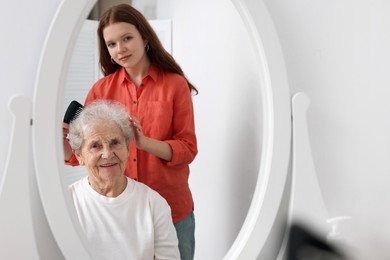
left=165, top=79, right=198, bottom=166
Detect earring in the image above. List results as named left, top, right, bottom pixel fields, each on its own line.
left=111, top=57, right=117, bottom=64
left=145, top=43, right=150, bottom=52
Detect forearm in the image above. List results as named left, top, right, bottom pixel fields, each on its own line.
left=138, top=137, right=172, bottom=161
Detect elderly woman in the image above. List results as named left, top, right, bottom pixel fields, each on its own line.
left=67, top=100, right=180, bottom=260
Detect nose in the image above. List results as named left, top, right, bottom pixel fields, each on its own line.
left=117, top=42, right=126, bottom=53
left=101, top=145, right=114, bottom=159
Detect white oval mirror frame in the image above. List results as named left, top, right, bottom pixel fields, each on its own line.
left=33, top=0, right=98, bottom=259
left=225, top=1, right=291, bottom=259
left=32, top=0, right=291, bottom=259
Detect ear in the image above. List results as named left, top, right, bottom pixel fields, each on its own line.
left=74, top=150, right=84, bottom=165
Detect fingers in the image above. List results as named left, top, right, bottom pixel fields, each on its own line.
left=128, top=115, right=146, bottom=148
left=129, top=115, right=142, bottom=133
left=128, top=115, right=139, bottom=125
left=63, top=123, right=69, bottom=141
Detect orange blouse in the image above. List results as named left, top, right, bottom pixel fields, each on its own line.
left=67, top=66, right=198, bottom=223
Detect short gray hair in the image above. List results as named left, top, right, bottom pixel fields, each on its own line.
left=68, top=100, right=133, bottom=153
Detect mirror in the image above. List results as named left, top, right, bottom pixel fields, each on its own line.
left=62, top=1, right=263, bottom=258
left=33, top=0, right=291, bottom=259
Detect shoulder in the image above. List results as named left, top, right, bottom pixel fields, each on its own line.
left=131, top=179, right=161, bottom=198
left=93, top=71, right=118, bottom=87
left=68, top=177, right=88, bottom=197
left=163, top=71, right=187, bottom=85
left=157, top=72, right=191, bottom=101
left=87, top=70, right=124, bottom=101
left=153, top=67, right=187, bottom=87
left=129, top=179, right=168, bottom=205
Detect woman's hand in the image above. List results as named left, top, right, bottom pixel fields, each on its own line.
left=128, top=115, right=172, bottom=161
left=129, top=115, right=146, bottom=147
left=62, top=122, right=73, bottom=161
left=63, top=122, right=69, bottom=141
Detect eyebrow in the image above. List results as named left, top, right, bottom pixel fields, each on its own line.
left=121, top=32, right=132, bottom=37
left=88, top=136, right=122, bottom=144
left=105, top=32, right=133, bottom=43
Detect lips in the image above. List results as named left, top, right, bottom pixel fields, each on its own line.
left=119, top=55, right=130, bottom=61
left=99, top=163, right=117, bottom=168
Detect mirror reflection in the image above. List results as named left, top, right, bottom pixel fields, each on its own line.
left=63, top=1, right=263, bottom=259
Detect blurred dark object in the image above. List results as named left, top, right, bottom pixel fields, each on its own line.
left=63, top=100, right=83, bottom=124
left=288, top=224, right=347, bottom=260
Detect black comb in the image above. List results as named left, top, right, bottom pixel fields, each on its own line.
left=63, top=100, right=84, bottom=124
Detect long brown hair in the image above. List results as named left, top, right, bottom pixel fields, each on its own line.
left=97, top=4, right=198, bottom=95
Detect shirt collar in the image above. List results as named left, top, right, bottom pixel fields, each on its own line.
left=118, top=65, right=158, bottom=85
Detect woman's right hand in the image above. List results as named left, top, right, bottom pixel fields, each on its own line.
left=62, top=122, right=73, bottom=161
left=63, top=122, right=69, bottom=141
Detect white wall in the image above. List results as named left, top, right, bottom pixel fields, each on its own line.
left=264, top=1, right=390, bottom=259
left=0, top=0, right=63, bottom=258
left=0, top=0, right=60, bottom=178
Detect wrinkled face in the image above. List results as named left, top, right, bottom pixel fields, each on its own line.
left=103, top=22, right=148, bottom=70
left=76, top=121, right=129, bottom=183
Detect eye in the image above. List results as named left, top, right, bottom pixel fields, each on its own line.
left=111, top=139, right=120, bottom=146
left=123, top=36, right=132, bottom=42
left=90, top=142, right=101, bottom=150
left=106, top=42, right=116, bottom=48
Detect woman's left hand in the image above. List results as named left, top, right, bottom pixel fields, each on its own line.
left=128, top=115, right=173, bottom=161
left=129, top=115, right=145, bottom=146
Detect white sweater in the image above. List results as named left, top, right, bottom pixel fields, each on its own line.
left=69, top=176, right=180, bottom=260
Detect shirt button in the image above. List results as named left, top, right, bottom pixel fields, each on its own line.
left=133, top=158, right=136, bottom=162
left=133, top=101, right=137, bottom=104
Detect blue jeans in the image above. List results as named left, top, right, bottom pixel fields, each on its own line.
left=174, top=211, right=195, bottom=260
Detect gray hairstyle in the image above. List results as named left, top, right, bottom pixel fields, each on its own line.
left=68, top=100, right=133, bottom=153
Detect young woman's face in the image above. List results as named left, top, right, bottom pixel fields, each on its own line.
left=103, top=22, right=147, bottom=69
left=76, top=121, right=129, bottom=183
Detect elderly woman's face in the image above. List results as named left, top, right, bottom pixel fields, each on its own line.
left=75, top=121, right=128, bottom=181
